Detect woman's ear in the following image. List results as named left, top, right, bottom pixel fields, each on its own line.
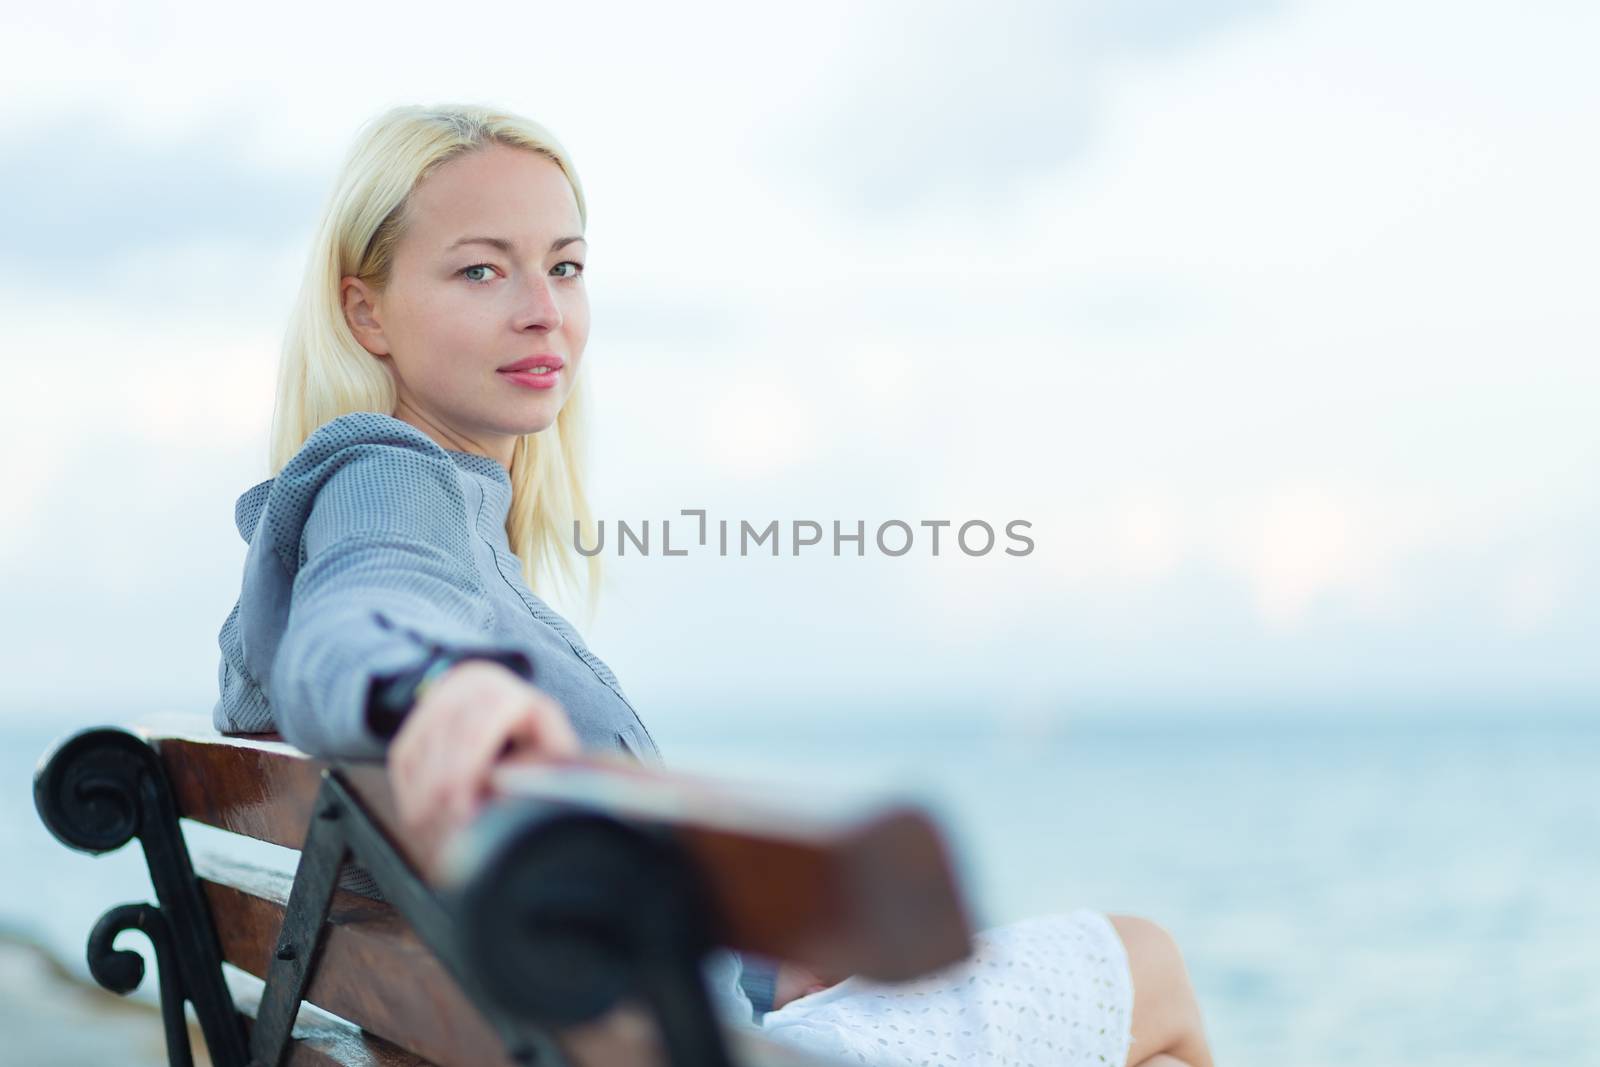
left=341, top=276, right=391, bottom=357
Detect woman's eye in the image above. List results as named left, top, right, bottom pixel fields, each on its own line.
left=459, top=262, right=582, bottom=283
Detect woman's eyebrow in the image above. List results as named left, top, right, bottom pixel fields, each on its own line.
left=445, top=235, right=587, bottom=253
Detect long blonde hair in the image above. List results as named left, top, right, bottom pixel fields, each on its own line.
left=267, top=103, right=602, bottom=622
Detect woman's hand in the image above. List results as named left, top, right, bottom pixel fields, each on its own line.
left=387, top=659, right=581, bottom=867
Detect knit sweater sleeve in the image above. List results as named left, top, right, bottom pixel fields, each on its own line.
left=246, top=413, right=532, bottom=760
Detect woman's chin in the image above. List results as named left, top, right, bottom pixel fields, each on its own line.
left=503, top=408, right=562, bottom=437
left=485, top=394, right=565, bottom=435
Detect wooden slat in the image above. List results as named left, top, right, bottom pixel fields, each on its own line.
left=194, top=852, right=516, bottom=1067
left=676, top=802, right=967, bottom=982
left=227, top=963, right=434, bottom=1066
left=144, top=724, right=326, bottom=851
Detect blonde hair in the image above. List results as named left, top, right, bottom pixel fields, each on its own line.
left=267, top=102, right=602, bottom=623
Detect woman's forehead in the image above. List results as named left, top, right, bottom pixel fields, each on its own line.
left=409, top=146, right=580, bottom=243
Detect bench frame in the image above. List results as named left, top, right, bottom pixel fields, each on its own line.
left=35, top=726, right=741, bottom=1067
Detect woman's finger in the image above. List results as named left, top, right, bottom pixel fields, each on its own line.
left=502, top=694, right=581, bottom=757
left=430, top=702, right=529, bottom=819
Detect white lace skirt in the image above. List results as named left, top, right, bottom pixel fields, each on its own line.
left=757, top=909, right=1135, bottom=1066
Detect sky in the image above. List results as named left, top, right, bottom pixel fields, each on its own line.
left=0, top=0, right=1595, bottom=731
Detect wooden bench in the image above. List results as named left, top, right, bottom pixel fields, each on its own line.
left=33, top=716, right=973, bottom=1067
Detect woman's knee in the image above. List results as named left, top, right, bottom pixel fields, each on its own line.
left=1106, top=914, right=1212, bottom=1067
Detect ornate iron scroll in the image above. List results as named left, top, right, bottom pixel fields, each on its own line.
left=33, top=727, right=251, bottom=1067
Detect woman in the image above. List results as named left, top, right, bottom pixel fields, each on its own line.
left=213, top=103, right=1214, bottom=1067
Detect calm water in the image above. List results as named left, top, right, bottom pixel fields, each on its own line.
left=5, top=709, right=1596, bottom=1065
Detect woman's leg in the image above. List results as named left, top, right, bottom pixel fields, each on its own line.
left=1106, top=914, right=1215, bottom=1067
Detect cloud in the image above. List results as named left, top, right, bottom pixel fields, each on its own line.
left=0, top=107, right=325, bottom=289
left=752, top=0, right=1283, bottom=221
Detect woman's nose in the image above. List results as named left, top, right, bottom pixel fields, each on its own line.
left=513, top=276, right=563, bottom=332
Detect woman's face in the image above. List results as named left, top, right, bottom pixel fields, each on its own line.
left=342, top=143, right=589, bottom=467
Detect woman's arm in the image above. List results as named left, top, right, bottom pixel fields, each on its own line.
left=260, top=426, right=535, bottom=760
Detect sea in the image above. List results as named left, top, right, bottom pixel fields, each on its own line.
left=3, top=707, right=1596, bottom=1066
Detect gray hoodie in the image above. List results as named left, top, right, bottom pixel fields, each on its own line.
left=211, top=411, right=660, bottom=764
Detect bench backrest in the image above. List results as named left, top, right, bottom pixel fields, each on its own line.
left=39, top=715, right=972, bottom=1067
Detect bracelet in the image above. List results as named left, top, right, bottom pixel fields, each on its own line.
left=365, top=646, right=536, bottom=743
left=411, top=654, right=466, bottom=706
left=365, top=653, right=464, bottom=742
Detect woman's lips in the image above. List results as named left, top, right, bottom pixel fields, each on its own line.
left=498, top=368, right=560, bottom=390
